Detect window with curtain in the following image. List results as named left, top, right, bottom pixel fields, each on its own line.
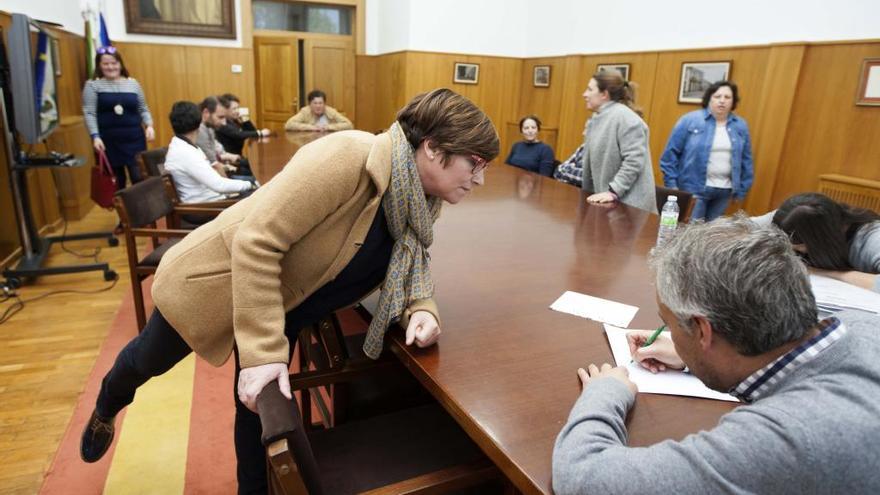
left=252, top=1, right=353, bottom=35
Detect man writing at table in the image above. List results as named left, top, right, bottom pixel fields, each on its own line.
left=553, top=215, right=880, bottom=495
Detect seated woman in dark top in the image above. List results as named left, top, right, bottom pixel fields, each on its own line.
left=505, top=115, right=555, bottom=177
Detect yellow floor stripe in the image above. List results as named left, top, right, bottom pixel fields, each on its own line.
left=103, top=354, right=196, bottom=495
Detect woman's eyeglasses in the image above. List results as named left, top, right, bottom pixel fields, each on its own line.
left=470, top=155, right=489, bottom=175
left=96, top=46, right=117, bottom=55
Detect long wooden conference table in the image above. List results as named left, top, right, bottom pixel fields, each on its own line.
left=250, top=133, right=737, bottom=494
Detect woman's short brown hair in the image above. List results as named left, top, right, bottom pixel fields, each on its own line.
left=396, top=88, right=499, bottom=164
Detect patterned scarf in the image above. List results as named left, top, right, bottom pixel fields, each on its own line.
left=362, top=122, right=442, bottom=359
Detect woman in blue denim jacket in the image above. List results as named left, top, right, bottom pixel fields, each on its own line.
left=659, top=81, right=754, bottom=221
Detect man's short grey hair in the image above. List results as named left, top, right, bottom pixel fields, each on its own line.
left=650, top=214, right=818, bottom=356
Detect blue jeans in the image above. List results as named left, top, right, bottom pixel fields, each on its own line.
left=691, top=186, right=732, bottom=221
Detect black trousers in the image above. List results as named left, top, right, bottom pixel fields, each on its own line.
left=96, top=305, right=326, bottom=494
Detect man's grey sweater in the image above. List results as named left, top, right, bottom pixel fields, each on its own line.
left=552, top=310, right=880, bottom=494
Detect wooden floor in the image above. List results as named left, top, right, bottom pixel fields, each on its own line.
left=0, top=207, right=144, bottom=494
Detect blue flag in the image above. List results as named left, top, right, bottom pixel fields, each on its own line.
left=33, top=31, right=48, bottom=113
left=99, top=13, right=111, bottom=47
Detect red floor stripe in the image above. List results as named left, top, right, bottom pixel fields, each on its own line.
left=40, top=291, right=143, bottom=494
left=184, top=357, right=237, bottom=494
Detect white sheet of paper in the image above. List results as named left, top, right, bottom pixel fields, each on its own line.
left=550, top=291, right=638, bottom=327
left=810, top=274, right=880, bottom=314
left=603, top=324, right=737, bottom=402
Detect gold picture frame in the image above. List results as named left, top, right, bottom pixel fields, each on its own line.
left=123, top=0, right=236, bottom=39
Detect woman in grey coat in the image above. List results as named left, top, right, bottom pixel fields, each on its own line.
left=581, top=70, right=656, bottom=212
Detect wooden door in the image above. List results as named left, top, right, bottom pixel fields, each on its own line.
left=254, top=36, right=300, bottom=132
left=303, top=38, right=355, bottom=123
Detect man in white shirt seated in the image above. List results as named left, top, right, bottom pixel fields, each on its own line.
left=164, top=101, right=256, bottom=212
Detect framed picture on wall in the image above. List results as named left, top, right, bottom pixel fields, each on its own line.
left=856, top=58, right=880, bottom=106
left=123, top=0, right=236, bottom=39
left=596, top=63, right=630, bottom=81
left=533, top=65, right=550, bottom=87
left=453, top=62, right=480, bottom=85
left=678, top=61, right=731, bottom=104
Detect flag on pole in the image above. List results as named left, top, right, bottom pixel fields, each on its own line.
left=33, top=31, right=58, bottom=130
left=83, top=4, right=111, bottom=77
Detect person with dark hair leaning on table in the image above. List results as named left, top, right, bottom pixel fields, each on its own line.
left=553, top=215, right=880, bottom=495
left=505, top=114, right=555, bottom=176
left=753, top=192, right=880, bottom=293
left=79, top=88, right=500, bottom=494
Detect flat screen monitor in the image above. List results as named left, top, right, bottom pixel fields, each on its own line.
left=8, top=13, right=59, bottom=144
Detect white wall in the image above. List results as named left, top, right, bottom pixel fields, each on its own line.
left=4, top=0, right=244, bottom=47
left=367, top=0, right=409, bottom=54
left=2, top=0, right=85, bottom=36
left=406, top=0, right=528, bottom=57
left=8, top=0, right=880, bottom=56
left=366, top=0, right=880, bottom=57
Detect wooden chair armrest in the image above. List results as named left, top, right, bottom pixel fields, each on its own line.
left=172, top=205, right=225, bottom=215
left=258, top=381, right=298, bottom=444
left=359, top=460, right=501, bottom=495
left=130, top=228, right=191, bottom=238
left=181, top=199, right=238, bottom=208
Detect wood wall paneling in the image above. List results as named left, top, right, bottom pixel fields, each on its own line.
left=517, top=57, right=568, bottom=155
left=746, top=44, right=806, bottom=213
left=304, top=38, right=356, bottom=121
left=772, top=42, right=880, bottom=207
left=354, top=52, right=406, bottom=133
left=401, top=52, right=523, bottom=164
left=114, top=41, right=258, bottom=146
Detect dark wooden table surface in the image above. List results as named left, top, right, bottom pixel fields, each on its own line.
left=247, top=131, right=328, bottom=183
left=252, top=136, right=737, bottom=495
left=383, top=166, right=738, bottom=494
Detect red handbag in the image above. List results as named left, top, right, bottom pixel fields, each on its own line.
left=90, top=149, right=117, bottom=208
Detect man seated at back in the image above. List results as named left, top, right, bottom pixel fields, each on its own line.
left=284, top=89, right=353, bottom=132
left=553, top=215, right=880, bottom=495
left=164, top=101, right=255, bottom=208
left=196, top=95, right=252, bottom=177
left=216, top=93, right=270, bottom=156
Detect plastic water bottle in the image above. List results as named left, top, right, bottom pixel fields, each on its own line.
left=656, top=195, right=679, bottom=247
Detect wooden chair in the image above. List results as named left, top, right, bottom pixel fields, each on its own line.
left=136, top=147, right=168, bottom=178
left=159, top=175, right=239, bottom=229
left=655, top=186, right=694, bottom=223
left=258, top=377, right=502, bottom=495
left=295, top=311, right=434, bottom=429
left=113, top=177, right=224, bottom=330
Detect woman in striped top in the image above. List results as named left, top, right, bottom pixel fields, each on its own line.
left=82, top=47, right=154, bottom=189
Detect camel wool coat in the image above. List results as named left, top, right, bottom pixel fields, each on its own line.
left=151, top=130, right=439, bottom=368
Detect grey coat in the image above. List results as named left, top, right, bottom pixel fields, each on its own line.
left=581, top=101, right=656, bottom=212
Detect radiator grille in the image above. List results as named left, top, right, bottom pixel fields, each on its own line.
left=818, top=174, right=880, bottom=213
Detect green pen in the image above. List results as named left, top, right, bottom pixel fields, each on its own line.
left=630, top=325, right=666, bottom=364
left=642, top=325, right=667, bottom=348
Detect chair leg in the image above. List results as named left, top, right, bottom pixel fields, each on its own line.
left=131, top=275, right=147, bottom=331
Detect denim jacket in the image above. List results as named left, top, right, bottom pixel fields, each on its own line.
left=659, top=109, right=754, bottom=199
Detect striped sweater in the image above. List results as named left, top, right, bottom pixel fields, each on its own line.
left=81, top=78, right=153, bottom=136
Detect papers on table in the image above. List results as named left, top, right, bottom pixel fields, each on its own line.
left=603, top=324, right=737, bottom=402
left=550, top=291, right=639, bottom=327
left=810, top=274, right=880, bottom=314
